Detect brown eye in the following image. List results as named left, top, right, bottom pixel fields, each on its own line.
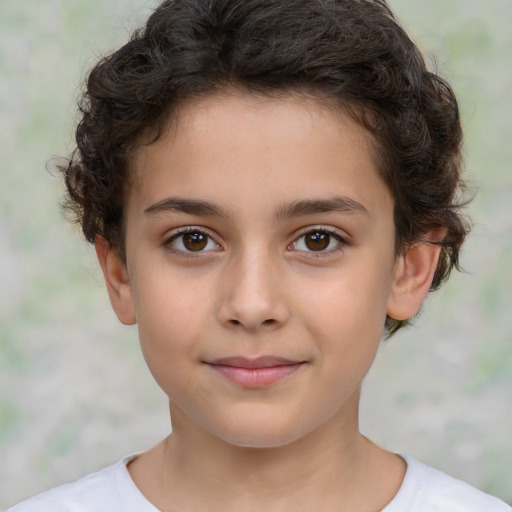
left=182, top=232, right=208, bottom=251
left=304, top=231, right=331, bottom=251
left=291, top=229, right=344, bottom=254
left=168, top=229, right=220, bottom=253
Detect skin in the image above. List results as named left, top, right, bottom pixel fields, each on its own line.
left=96, top=92, right=443, bottom=511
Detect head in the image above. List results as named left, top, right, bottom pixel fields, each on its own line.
left=62, top=0, right=469, bottom=337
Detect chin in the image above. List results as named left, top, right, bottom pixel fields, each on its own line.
left=221, top=433, right=300, bottom=450
left=211, top=416, right=308, bottom=450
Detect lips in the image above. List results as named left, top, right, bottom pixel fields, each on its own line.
left=205, top=356, right=305, bottom=388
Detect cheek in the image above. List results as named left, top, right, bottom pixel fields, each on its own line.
left=297, top=260, right=392, bottom=357
left=131, top=270, right=212, bottom=379
left=302, top=266, right=391, bottom=323
left=133, top=263, right=212, bottom=329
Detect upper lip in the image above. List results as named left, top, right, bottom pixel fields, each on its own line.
left=206, top=356, right=304, bottom=369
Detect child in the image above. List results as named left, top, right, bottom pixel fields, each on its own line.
left=7, top=0, right=511, bottom=510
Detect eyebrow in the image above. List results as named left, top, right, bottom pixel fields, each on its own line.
left=144, top=195, right=369, bottom=220
left=144, top=197, right=229, bottom=218
left=274, top=196, right=369, bottom=221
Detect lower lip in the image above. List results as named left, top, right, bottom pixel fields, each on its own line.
left=208, top=364, right=303, bottom=388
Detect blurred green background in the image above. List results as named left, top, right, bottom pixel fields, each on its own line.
left=1, top=0, right=511, bottom=507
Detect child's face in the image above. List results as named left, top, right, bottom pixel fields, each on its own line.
left=110, top=93, right=404, bottom=448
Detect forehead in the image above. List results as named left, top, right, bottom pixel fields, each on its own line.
left=128, top=92, right=390, bottom=220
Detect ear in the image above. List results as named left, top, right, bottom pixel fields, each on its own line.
left=386, top=230, right=446, bottom=321
left=95, top=236, right=137, bottom=325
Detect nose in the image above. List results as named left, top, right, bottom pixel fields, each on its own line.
left=216, top=248, right=290, bottom=332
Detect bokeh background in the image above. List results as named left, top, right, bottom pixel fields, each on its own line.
left=1, top=0, right=511, bottom=507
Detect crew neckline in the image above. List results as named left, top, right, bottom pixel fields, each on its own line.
left=117, top=453, right=415, bottom=511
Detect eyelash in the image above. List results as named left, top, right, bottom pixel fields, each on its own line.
left=164, top=226, right=221, bottom=257
left=164, top=226, right=348, bottom=259
left=289, top=226, right=348, bottom=257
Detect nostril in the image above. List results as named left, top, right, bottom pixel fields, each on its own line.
left=227, top=318, right=277, bottom=328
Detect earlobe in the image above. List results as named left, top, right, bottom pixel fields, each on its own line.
left=386, top=230, right=445, bottom=321
left=95, top=236, right=137, bottom=325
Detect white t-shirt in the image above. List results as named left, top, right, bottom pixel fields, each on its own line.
left=6, top=454, right=511, bottom=512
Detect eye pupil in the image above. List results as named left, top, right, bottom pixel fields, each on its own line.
left=305, top=231, right=330, bottom=251
left=183, top=232, right=208, bottom=251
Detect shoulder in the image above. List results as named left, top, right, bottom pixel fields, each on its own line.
left=386, top=455, right=511, bottom=512
left=5, top=455, right=158, bottom=512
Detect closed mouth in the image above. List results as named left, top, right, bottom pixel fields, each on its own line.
left=207, top=355, right=304, bottom=368
left=205, top=356, right=306, bottom=388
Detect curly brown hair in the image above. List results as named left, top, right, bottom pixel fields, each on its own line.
left=62, top=0, right=470, bottom=335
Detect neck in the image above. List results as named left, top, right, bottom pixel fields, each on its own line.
left=128, top=389, right=406, bottom=511
left=169, top=393, right=361, bottom=492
